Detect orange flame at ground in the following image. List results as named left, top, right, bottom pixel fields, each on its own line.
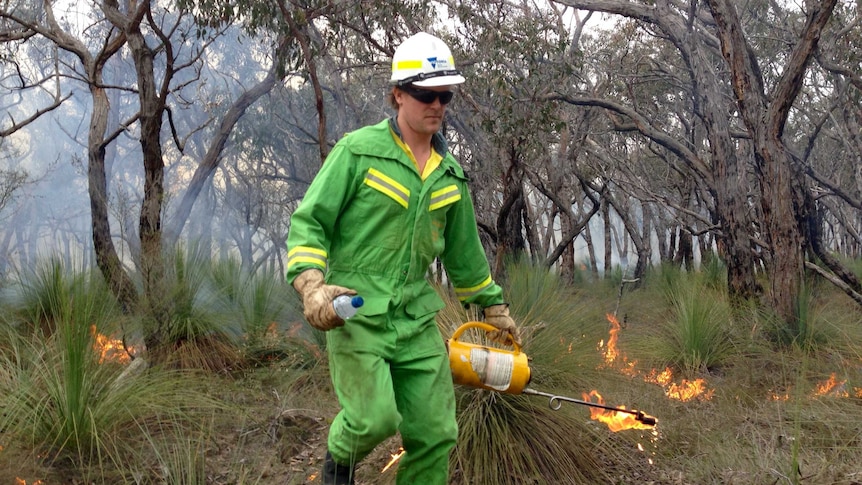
left=15, top=479, right=44, bottom=485
left=664, top=378, right=714, bottom=402
left=601, top=314, right=713, bottom=402
left=812, top=373, right=849, bottom=398
left=582, top=390, right=655, bottom=432
left=381, top=447, right=405, bottom=473
left=90, top=325, right=134, bottom=364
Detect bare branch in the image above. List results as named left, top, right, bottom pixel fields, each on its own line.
left=0, top=91, right=71, bottom=136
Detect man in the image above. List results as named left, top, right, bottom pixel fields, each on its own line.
left=286, top=32, right=521, bottom=485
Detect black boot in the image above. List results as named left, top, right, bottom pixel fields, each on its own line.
left=322, top=450, right=355, bottom=485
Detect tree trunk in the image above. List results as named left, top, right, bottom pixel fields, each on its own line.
left=88, top=83, right=138, bottom=313
left=602, top=197, right=612, bottom=278
left=707, top=0, right=837, bottom=323
left=494, top=144, right=527, bottom=275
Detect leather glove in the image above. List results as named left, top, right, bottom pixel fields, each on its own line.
left=292, top=269, right=357, bottom=331
left=483, top=304, right=522, bottom=346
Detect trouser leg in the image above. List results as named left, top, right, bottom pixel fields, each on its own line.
left=326, top=348, right=402, bottom=468
left=391, top=323, right=458, bottom=485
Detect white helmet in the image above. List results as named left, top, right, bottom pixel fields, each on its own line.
left=390, top=32, right=466, bottom=87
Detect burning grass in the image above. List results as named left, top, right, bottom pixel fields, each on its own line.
left=2, top=258, right=862, bottom=483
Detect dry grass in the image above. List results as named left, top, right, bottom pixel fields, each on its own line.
left=2, top=260, right=862, bottom=484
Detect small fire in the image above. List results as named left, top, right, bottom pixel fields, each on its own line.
left=381, top=447, right=405, bottom=473
left=664, top=378, right=715, bottom=402
left=582, top=390, right=655, bottom=432
left=15, top=479, right=44, bottom=485
left=90, top=325, right=134, bottom=364
left=601, top=314, right=713, bottom=401
left=812, top=373, right=848, bottom=398
left=598, top=314, right=622, bottom=364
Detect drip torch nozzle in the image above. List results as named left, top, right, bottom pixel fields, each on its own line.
left=634, top=411, right=657, bottom=426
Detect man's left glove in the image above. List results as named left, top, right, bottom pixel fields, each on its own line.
left=483, top=304, right=522, bottom=346
left=292, top=269, right=357, bottom=331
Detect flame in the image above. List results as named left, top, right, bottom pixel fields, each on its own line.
left=664, top=378, right=714, bottom=402
left=381, top=447, right=405, bottom=473
left=90, top=325, right=134, bottom=364
left=15, top=480, right=44, bottom=485
left=812, top=373, right=848, bottom=398
left=600, top=314, right=713, bottom=401
left=582, top=390, right=655, bottom=432
left=599, top=315, right=622, bottom=364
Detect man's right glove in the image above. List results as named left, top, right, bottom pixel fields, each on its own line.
left=483, top=304, right=522, bottom=346
left=292, top=269, right=357, bottom=331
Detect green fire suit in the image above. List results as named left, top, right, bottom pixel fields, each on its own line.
left=286, top=117, right=505, bottom=484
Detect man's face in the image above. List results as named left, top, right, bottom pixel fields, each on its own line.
left=394, top=84, right=454, bottom=138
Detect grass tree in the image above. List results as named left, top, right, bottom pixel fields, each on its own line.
left=436, top=259, right=645, bottom=484
left=0, top=259, right=225, bottom=480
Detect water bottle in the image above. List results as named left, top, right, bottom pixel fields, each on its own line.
left=333, top=295, right=364, bottom=319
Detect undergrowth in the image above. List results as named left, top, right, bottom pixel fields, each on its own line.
left=1, top=256, right=860, bottom=484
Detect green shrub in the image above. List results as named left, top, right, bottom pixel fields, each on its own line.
left=650, top=278, right=733, bottom=374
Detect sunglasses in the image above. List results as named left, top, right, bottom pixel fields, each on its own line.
left=399, top=85, right=455, bottom=105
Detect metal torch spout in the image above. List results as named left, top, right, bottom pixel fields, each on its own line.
left=522, top=388, right=658, bottom=426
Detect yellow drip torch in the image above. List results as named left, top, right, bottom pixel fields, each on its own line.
left=447, top=322, right=657, bottom=426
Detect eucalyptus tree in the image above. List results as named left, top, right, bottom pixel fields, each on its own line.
left=438, top=0, right=607, bottom=279
left=0, top=0, right=290, bottom=356
left=546, top=0, right=862, bottom=325
left=0, top=139, right=27, bottom=221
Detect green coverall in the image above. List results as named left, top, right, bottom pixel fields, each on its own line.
left=286, top=118, right=505, bottom=484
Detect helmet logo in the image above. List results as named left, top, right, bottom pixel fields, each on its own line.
left=427, top=57, right=453, bottom=70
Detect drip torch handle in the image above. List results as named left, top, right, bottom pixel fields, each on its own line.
left=450, top=321, right=522, bottom=353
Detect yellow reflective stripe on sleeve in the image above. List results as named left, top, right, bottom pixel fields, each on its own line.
left=454, top=276, right=494, bottom=301
left=365, top=168, right=410, bottom=208
left=429, top=184, right=461, bottom=211
left=287, top=246, right=327, bottom=269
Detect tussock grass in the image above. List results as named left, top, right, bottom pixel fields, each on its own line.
left=2, top=256, right=861, bottom=484
left=437, top=260, right=647, bottom=484
left=0, top=321, right=225, bottom=477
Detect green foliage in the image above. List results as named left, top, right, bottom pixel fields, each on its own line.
left=0, top=319, right=223, bottom=471
left=452, top=391, right=611, bottom=485
left=141, top=246, right=240, bottom=369
left=207, top=256, right=305, bottom=363
left=5, top=257, right=121, bottom=336
left=700, top=253, right=728, bottom=291
left=2, top=254, right=861, bottom=483
left=644, top=268, right=733, bottom=374
left=438, top=259, right=639, bottom=484
left=763, top=281, right=833, bottom=350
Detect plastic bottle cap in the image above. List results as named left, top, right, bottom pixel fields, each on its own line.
left=351, top=296, right=364, bottom=308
